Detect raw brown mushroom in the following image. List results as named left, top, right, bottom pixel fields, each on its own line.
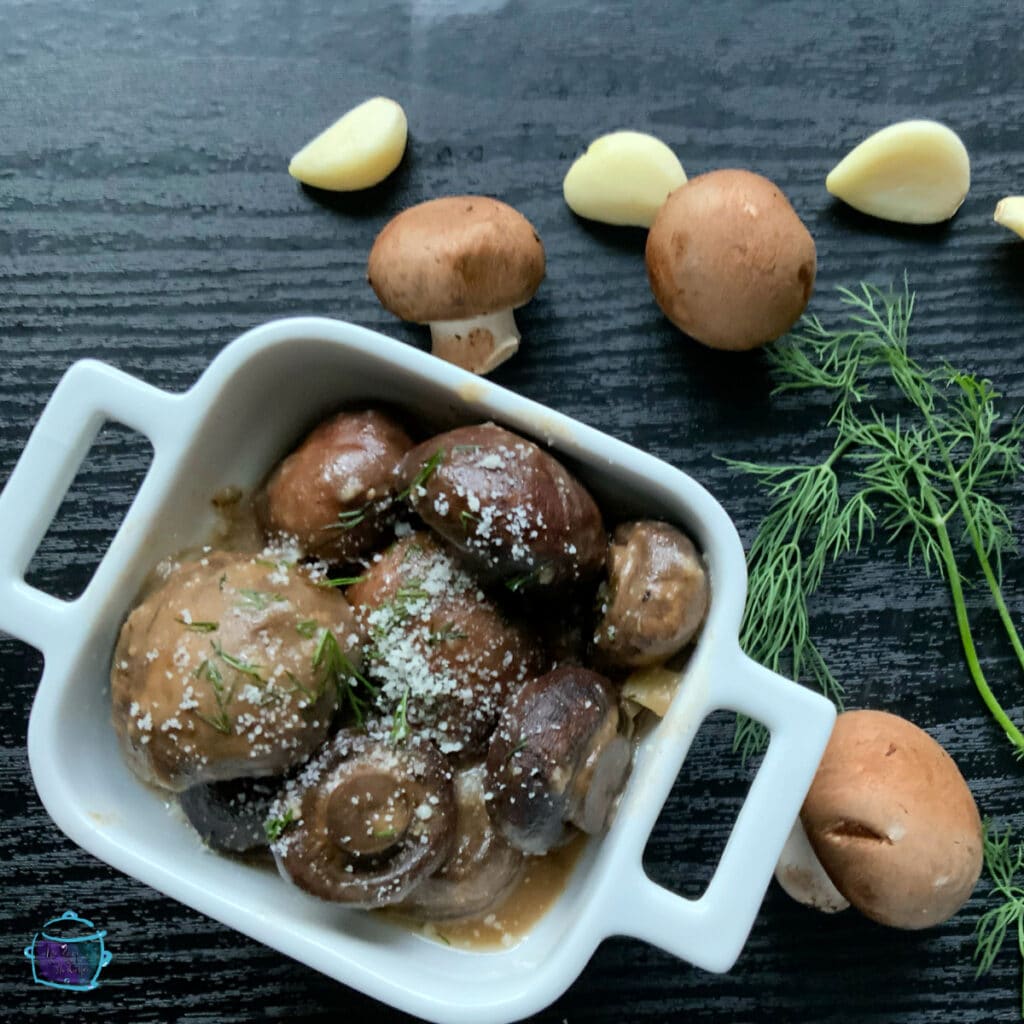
left=111, top=551, right=361, bottom=791
left=799, top=709, right=983, bottom=929
left=486, top=666, right=632, bottom=855
left=346, top=532, right=546, bottom=756
left=397, top=765, right=525, bottom=920
left=396, top=423, right=606, bottom=589
left=594, top=520, right=708, bottom=668
left=270, top=730, right=456, bottom=907
left=367, top=196, right=545, bottom=374
left=645, top=169, right=816, bottom=351
left=259, top=408, right=413, bottom=563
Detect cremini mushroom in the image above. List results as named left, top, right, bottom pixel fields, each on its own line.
left=486, top=666, right=631, bottom=855
left=797, top=709, right=983, bottom=929
left=259, top=408, right=413, bottom=562
left=397, top=765, right=525, bottom=921
left=594, top=520, right=708, bottom=668
left=270, top=730, right=456, bottom=907
left=367, top=196, right=545, bottom=375
left=111, top=551, right=361, bottom=791
left=179, top=774, right=282, bottom=853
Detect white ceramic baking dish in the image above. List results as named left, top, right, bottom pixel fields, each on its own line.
left=0, top=318, right=834, bottom=1023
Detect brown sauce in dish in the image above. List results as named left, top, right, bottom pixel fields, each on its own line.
left=388, top=834, right=586, bottom=950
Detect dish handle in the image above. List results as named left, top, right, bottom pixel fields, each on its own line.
left=605, top=647, right=835, bottom=973
left=0, top=359, right=180, bottom=653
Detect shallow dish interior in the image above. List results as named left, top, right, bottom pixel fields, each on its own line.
left=24, top=321, right=771, bottom=1023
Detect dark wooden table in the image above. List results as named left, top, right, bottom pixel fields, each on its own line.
left=3, top=1, right=1024, bottom=1020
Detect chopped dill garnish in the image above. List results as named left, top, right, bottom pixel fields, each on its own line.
left=211, top=639, right=265, bottom=682
left=316, top=575, right=366, bottom=588
left=428, top=622, right=468, bottom=645
left=399, top=448, right=445, bottom=500
left=506, top=738, right=528, bottom=761
left=192, top=658, right=235, bottom=734
left=373, top=828, right=397, bottom=840
left=264, top=807, right=296, bottom=843
left=175, top=618, right=218, bottom=633
left=295, top=618, right=319, bottom=638
left=313, top=629, right=378, bottom=727
left=389, top=687, right=411, bottom=746
left=459, top=509, right=478, bottom=532
left=217, top=573, right=227, bottom=592
left=323, top=505, right=369, bottom=531
left=505, top=565, right=544, bottom=592
left=237, top=588, right=285, bottom=611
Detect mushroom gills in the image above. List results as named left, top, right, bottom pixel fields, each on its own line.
left=428, top=309, right=521, bottom=375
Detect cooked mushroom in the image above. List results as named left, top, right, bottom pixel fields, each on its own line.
left=486, top=666, right=631, bottom=854
left=397, top=765, right=525, bottom=920
left=179, top=774, right=282, bottom=853
left=367, top=196, right=545, bottom=374
left=111, top=551, right=362, bottom=791
left=270, top=730, right=455, bottom=907
left=259, top=408, right=413, bottom=562
left=396, top=423, right=606, bottom=589
left=798, top=709, right=983, bottom=929
left=346, top=533, right=546, bottom=756
left=594, top=520, right=708, bottom=668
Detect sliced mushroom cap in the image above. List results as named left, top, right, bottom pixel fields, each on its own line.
left=396, top=423, right=606, bottom=589
left=179, top=774, right=282, bottom=853
left=486, top=666, right=631, bottom=855
left=367, top=196, right=545, bottom=375
left=111, top=551, right=361, bottom=791
left=271, top=730, right=455, bottom=907
left=397, top=765, right=525, bottom=921
left=595, top=520, right=709, bottom=668
left=800, top=709, right=982, bottom=929
left=259, top=408, right=413, bottom=562
left=346, top=533, right=546, bottom=756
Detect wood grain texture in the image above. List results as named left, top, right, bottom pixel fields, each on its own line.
left=3, top=0, right=1024, bottom=1020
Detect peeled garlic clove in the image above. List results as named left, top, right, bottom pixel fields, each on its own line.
left=995, top=196, right=1024, bottom=239
left=621, top=665, right=680, bottom=718
left=289, top=97, right=408, bottom=191
left=825, top=120, right=970, bottom=224
left=563, top=130, right=686, bottom=228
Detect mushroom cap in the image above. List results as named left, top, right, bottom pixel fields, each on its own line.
left=396, top=423, right=606, bottom=588
left=260, top=408, right=413, bottom=562
left=111, top=551, right=360, bottom=791
left=486, top=666, right=631, bottom=854
left=179, top=774, right=282, bottom=853
left=367, top=196, right=545, bottom=323
left=271, top=730, right=456, bottom=907
left=800, top=709, right=982, bottom=929
left=594, top=520, right=709, bottom=668
left=645, top=169, right=816, bottom=351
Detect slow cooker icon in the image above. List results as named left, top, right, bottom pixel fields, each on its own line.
left=24, top=910, right=113, bottom=990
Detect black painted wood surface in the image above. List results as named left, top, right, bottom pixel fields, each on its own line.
left=3, top=1, right=1024, bottom=1021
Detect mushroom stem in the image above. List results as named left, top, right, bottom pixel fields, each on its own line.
left=428, top=309, right=521, bottom=375
left=774, top=817, right=850, bottom=914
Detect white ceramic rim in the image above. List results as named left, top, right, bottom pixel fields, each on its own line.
left=0, top=317, right=835, bottom=1023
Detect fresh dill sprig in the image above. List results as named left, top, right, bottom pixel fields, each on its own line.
left=399, top=448, right=445, bottom=501
left=389, top=687, right=411, bottom=746
left=323, top=506, right=369, bottom=532
left=316, top=575, right=366, bottom=589
left=211, top=640, right=265, bottom=682
left=728, top=280, right=1024, bottom=760
left=313, top=628, right=378, bottom=727
left=175, top=617, right=219, bottom=633
left=975, top=821, right=1024, bottom=1016
left=192, top=658, right=235, bottom=735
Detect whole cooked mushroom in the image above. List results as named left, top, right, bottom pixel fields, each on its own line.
left=259, top=408, right=413, bottom=563
left=111, top=551, right=362, bottom=791
left=396, top=423, right=606, bottom=589
left=270, top=730, right=455, bottom=907
left=397, top=765, right=525, bottom=921
left=486, top=666, right=631, bottom=855
left=791, top=709, right=983, bottom=929
left=367, top=196, right=545, bottom=375
left=179, top=774, right=282, bottom=853
left=346, top=532, right=546, bottom=756
left=594, top=520, right=708, bottom=668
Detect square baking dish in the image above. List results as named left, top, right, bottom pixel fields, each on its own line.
left=0, top=317, right=834, bottom=1023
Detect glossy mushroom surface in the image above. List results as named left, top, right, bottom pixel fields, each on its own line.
left=486, top=666, right=631, bottom=854
left=397, top=765, right=525, bottom=921
left=111, top=551, right=360, bottom=791
left=594, top=520, right=708, bottom=668
left=179, top=774, right=282, bottom=853
left=260, top=409, right=413, bottom=562
left=271, top=730, right=455, bottom=907
left=346, top=532, right=546, bottom=756
left=396, top=423, right=605, bottom=589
